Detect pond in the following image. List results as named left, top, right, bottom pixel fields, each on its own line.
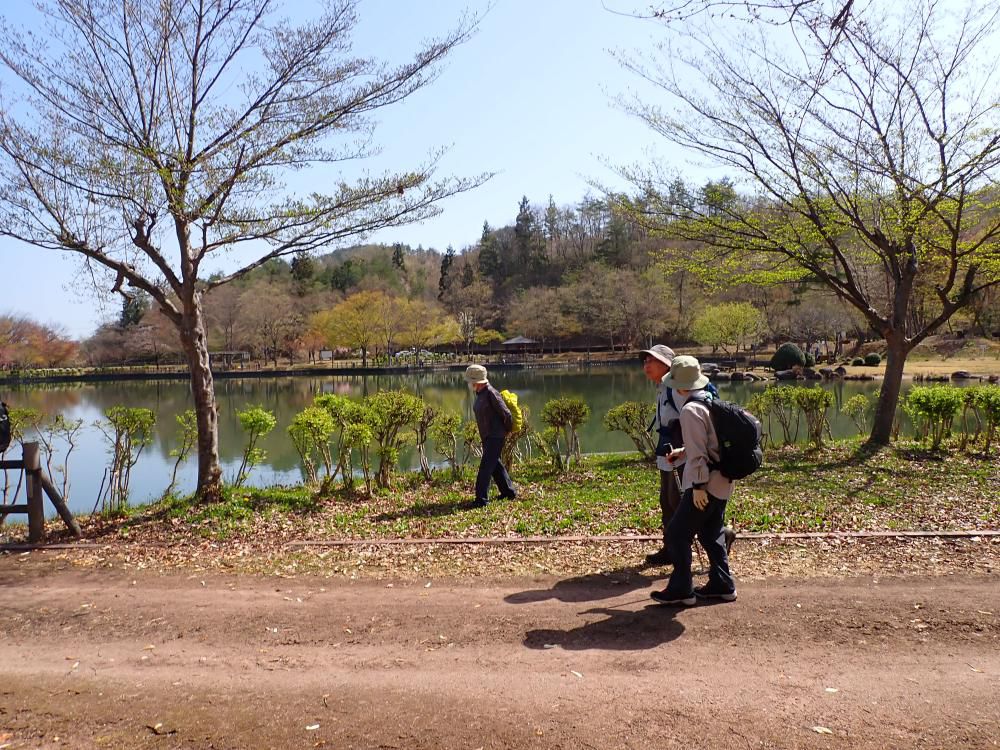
left=0, top=366, right=937, bottom=515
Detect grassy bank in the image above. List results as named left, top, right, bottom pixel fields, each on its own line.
left=84, top=439, right=998, bottom=548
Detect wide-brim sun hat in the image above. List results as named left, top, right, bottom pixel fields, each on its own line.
left=464, top=364, right=488, bottom=384
left=660, top=355, right=710, bottom=390
left=639, top=344, right=675, bottom=367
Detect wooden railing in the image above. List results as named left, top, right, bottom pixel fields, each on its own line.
left=0, top=442, right=81, bottom=542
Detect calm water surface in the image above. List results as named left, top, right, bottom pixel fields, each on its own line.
left=3, top=367, right=925, bottom=514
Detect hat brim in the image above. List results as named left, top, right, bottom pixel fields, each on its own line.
left=464, top=374, right=488, bottom=384
left=661, top=373, right=710, bottom=390
left=639, top=349, right=673, bottom=366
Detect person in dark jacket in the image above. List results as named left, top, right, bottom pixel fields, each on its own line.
left=465, top=364, right=516, bottom=508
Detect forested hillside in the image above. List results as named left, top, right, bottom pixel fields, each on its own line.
left=71, top=185, right=998, bottom=367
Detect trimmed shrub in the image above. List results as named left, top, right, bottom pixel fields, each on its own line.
left=851, top=357, right=865, bottom=366
left=770, top=342, right=806, bottom=371
left=365, top=390, right=425, bottom=488
left=603, top=401, right=656, bottom=458
left=804, top=353, right=816, bottom=368
left=540, top=397, right=590, bottom=471
left=905, top=385, right=964, bottom=449
left=429, top=411, right=462, bottom=479
left=792, top=386, right=834, bottom=449
left=234, top=406, right=277, bottom=488
left=842, top=394, right=870, bottom=435
left=864, top=353, right=882, bottom=366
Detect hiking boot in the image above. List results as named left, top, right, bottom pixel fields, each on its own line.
left=644, top=547, right=672, bottom=566
left=498, top=492, right=517, bottom=501
left=694, top=584, right=737, bottom=602
left=470, top=498, right=488, bottom=509
left=724, top=527, right=737, bottom=555
left=650, top=589, right=696, bottom=606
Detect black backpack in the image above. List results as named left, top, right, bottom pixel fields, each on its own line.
left=686, top=391, right=763, bottom=480
left=0, top=401, right=10, bottom=454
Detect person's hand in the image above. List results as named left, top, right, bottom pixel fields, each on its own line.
left=692, top=488, right=709, bottom=510
left=666, top=447, right=685, bottom=464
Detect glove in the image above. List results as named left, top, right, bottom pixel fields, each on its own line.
left=692, top=488, right=709, bottom=511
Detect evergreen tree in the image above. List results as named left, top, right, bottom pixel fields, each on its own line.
left=392, top=243, right=407, bottom=272
left=460, top=261, right=475, bottom=287
left=477, top=220, right=501, bottom=281
left=544, top=194, right=559, bottom=241
left=120, top=291, right=150, bottom=328
left=438, top=245, right=456, bottom=300
left=290, top=251, right=315, bottom=296
left=329, top=259, right=363, bottom=293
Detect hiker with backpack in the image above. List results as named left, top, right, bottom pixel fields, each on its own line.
left=641, top=346, right=735, bottom=566
left=650, top=355, right=762, bottom=606
left=465, top=364, right=517, bottom=509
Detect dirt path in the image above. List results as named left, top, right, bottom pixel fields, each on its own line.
left=0, top=557, right=997, bottom=750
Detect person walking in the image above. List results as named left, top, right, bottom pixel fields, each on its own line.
left=640, top=345, right=682, bottom=565
left=650, top=355, right=738, bottom=606
left=641, top=346, right=735, bottom=566
left=465, top=364, right=516, bottom=508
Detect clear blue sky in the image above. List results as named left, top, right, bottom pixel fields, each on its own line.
left=0, top=0, right=697, bottom=338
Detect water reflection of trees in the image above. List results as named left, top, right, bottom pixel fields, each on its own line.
left=11, top=370, right=925, bottom=494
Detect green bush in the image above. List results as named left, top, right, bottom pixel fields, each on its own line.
left=792, top=386, right=834, bottom=449
left=842, top=394, right=870, bottom=435
left=429, top=411, right=462, bottom=478
left=748, top=386, right=799, bottom=446
left=770, top=342, right=806, bottom=371
left=851, top=357, right=865, bottom=366
left=234, top=406, right=277, bottom=488
left=964, top=385, right=1000, bottom=456
left=288, top=406, right=336, bottom=488
left=365, top=390, right=425, bottom=488
left=805, top=353, right=816, bottom=368
left=904, top=385, right=964, bottom=449
left=540, top=396, right=591, bottom=471
left=864, top=353, right=882, bottom=366
left=97, top=406, right=156, bottom=513
left=603, top=401, right=656, bottom=458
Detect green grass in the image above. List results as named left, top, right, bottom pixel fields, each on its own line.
left=108, top=438, right=999, bottom=543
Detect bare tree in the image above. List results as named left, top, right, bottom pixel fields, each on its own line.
left=618, top=0, right=1000, bottom=445
left=0, top=0, right=487, bottom=499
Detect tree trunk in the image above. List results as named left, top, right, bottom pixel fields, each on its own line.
left=867, top=333, right=909, bottom=446
left=179, top=303, right=223, bottom=502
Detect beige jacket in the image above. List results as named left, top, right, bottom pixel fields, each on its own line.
left=677, top=398, right=734, bottom=500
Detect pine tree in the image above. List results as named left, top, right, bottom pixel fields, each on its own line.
left=392, top=243, right=407, bottom=272
left=438, top=245, right=456, bottom=300
left=477, top=220, right=501, bottom=280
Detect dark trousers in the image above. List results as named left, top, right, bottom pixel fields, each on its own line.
left=659, top=466, right=683, bottom=544
left=664, top=488, right=735, bottom=596
left=475, top=437, right=515, bottom=503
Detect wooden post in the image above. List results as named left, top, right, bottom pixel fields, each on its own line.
left=23, top=442, right=44, bottom=543
left=40, top=475, right=82, bottom=538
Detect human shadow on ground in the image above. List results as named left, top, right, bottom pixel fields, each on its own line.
left=504, top=565, right=663, bottom=605
left=523, top=603, right=685, bottom=651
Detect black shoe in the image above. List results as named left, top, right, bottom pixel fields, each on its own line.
left=650, top=589, right=696, bottom=606
left=724, top=527, right=737, bottom=555
left=470, top=498, right=488, bottom=509
left=498, top=492, right=517, bottom=501
left=694, top=584, right=737, bottom=602
left=644, top=548, right=672, bottom=566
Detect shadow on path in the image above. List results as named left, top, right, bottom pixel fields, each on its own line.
left=504, top=565, right=661, bottom=605
left=524, top=603, right=684, bottom=651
